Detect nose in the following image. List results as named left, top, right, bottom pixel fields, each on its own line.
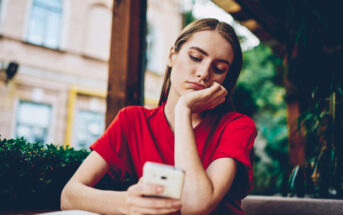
left=196, top=63, right=211, bottom=82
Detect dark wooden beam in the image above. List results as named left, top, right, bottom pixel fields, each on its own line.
left=287, top=101, right=305, bottom=165
left=230, top=9, right=252, bottom=22
left=233, top=0, right=286, bottom=43
left=106, top=0, right=147, bottom=127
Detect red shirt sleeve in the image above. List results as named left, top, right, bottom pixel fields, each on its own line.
left=90, top=108, right=135, bottom=181
left=212, top=115, right=257, bottom=199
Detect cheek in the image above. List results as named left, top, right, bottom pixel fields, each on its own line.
left=170, top=67, right=183, bottom=87
left=213, top=73, right=228, bottom=85
left=170, top=60, right=190, bottom=82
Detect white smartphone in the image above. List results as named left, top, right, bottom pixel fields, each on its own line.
left=142, top=162, right=185, bottom=199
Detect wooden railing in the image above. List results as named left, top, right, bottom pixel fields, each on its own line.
left=242, top=195, right=343, bottom=215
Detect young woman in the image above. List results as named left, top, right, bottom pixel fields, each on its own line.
left=61, top=18, right=257, bottom=215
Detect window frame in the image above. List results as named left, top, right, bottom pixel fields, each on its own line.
left=26, top=0, right=64, bottom=49
left=73, top=109, right=105, bottom=150
left=15, top=100, right=53, bottom=145
left=0, top=0, right=7, bottom=33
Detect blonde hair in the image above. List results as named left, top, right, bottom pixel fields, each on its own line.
left=158, top=18, right=243, bottom=112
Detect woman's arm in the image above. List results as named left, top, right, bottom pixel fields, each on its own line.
left=61, top=151, right=127, bottom=214
left=61, top=151, right=181, bottom=215
left=174, top=82, right=237, bottom=215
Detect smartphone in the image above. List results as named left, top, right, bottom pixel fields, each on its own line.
left=142, top=162, right=185, bottom=199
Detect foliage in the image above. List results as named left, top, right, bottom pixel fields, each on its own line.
left=0, top=137, right=135, bottom=211
left=283, top=0, right=343, bottom=199
left=288, top=86, right=343, bottom=198
left=233, top=43, right=289, bottom=195
left=233, top=0, right=343, bottom=199
left=0, top=137, right=89, bottom=211
left=183, top=10, right=196, bottom=27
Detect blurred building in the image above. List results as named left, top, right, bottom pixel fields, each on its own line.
left=0, top=0, right=183, bottom=148
left=145, top=0, right=183, bottom=106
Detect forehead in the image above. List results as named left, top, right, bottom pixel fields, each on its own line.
left=182, top=30, right=234, bottom=63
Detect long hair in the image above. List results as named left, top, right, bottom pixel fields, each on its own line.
left=158, top=18, right=243, bottom=113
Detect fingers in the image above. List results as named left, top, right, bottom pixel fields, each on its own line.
left=201, top=83, right=227, bottom=110
left=211, top=94, right=226, bottom=108
left=126, top=183, right=182, bottom=215
left=129, top=205, right=180, bottom=215
left=127, top=196, right=181, bottom=210
left=178, top=81, right=227, bottom=112
left=203, top=82, right=227, bottom=98
left=203, top=82, right=227, bottom=103
left=128, top=182, right=164, bottom=197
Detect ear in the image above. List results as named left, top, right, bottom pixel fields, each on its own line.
left=167, top=46, right=176, bottom=67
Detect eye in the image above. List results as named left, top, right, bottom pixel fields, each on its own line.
left=213, top=66, right=226, bottom=74
left=189, top=55, right=201, bottom=62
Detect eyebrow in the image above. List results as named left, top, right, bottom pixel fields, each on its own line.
left=189, top=46, right=231, bottom=66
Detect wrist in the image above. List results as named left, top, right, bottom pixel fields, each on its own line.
left=116, top=191, right=128, bottom=215
left=175, top=97, right=191, bottom=116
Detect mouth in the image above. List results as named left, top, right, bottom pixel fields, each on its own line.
left=187, top=81, right=207, bottom=90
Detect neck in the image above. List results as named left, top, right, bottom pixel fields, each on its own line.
left=164, top=87, right=202, bottom=131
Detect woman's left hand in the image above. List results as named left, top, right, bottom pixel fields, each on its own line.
left=176, top=81, right=227, bottom=113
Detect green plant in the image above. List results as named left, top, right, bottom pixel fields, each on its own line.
left=0, top=137, right=90, bottom=211
left=234, top=43, right=289, bottom=195
left=288, top=86, right=343, bottom=198
left=283, top=0, right=343, bottom=199
left=0, top=137, right=136, bottom=211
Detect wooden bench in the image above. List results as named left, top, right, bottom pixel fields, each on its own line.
left=4, top=195, right=343, bottom=214
left=242, top=195, right=343, bottom=215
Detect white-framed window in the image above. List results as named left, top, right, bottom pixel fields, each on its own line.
left=0, top=0, right=4, bottom=32
left=74, top=110, right=104, bottom=150
left=26, top=0, right=63, bottom=49
left=145, top=19, right=165, bottom=74
left=15, top=100, right=52, bottom=145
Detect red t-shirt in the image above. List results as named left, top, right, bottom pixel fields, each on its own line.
left=90, top=103, right=257, bottom=215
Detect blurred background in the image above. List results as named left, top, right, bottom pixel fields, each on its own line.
left=0, top=0, right=342, bottom=198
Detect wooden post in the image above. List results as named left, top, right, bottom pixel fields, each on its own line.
left=287, top=101, right=305, bottom=165
left=283, top=47, right=306, bottom=165
left=106, top=0, right=147, bottom=127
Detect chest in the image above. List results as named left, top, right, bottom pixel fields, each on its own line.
left=125, top=117, right=222, bottom=177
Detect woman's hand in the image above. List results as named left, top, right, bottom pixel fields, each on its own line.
left=176, top=81, right=227, bottom=113
left=126, top=179, right=182, bottom=215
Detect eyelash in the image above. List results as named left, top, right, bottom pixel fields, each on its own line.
left=189, top=54, right=226, bottom=74
left=189, top=55, right=201, bottom=62
left=213, top=67, right=225, bottom=74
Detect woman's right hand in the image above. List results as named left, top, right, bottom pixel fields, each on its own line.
left=176, top=81, right=227, bottom=114
left=126, top=179, right=182, bottom=215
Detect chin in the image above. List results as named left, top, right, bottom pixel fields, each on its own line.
left=185, top=88, right=197, bottom=93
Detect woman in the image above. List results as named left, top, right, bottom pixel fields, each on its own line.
left=61, top=18, right=257, bottom=215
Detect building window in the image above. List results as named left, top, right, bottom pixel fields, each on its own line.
left=145, top=21, right=164, bottom=74
left=0, top=0, right=3, bottom=32
left=26, top=0, right=63, bottom=49
left=74, top=110, right=104, bottom=150
left=15, top=100, right=52, bottom=145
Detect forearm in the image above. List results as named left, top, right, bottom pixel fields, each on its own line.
left=61, top=180, right=127, bottom=215
left=174, top=104, right=214, bottom=214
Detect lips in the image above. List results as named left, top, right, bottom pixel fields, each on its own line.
left=187, top=81, right=206, bottom=90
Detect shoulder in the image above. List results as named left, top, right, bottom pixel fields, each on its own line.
left=220, top=111, right=256, bottom=129
left=117, top=105, right=161, bottom=120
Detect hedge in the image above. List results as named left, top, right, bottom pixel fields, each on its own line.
left=0, top=137, right=135, bottom=212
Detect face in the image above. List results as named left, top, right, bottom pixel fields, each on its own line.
left=169, top=30, right=234, bottom=98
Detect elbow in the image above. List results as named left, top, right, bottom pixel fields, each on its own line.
left=182, top=200, right=214, bottom=215
left=182, top=207, right=211, bottom=215
left=182, top=187, right=216, bottom=214
left=60, top=184, right=73, bottom=211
